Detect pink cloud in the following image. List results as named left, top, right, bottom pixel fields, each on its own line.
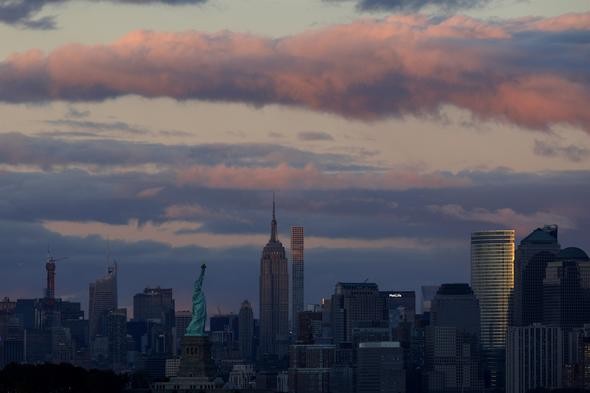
left=1, top=13, right=589, bottom=130
left=176, top=163, right=470, bottom=190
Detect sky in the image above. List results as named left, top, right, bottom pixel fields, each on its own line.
left=0, top=0, right=589, bottom=315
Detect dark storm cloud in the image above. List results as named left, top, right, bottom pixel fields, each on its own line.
left=0, top=0, right=207, bottom=29
left=1, top=14, right=590, bottom=131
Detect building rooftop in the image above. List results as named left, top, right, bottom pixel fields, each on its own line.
left=558, top=247, right=589, bottom=261
left=437, top=283, right=473, bottom=296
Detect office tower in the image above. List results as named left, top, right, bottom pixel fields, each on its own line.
left=89, top=261, right=118, bottom=341
left=357, top=342, right=405, bottom=393
left=288, top=344, right=335, bottom=393
left=210, top=313, right=239, bottom=337
left=105, top=308, right=127, bottom=369
left=381, top=290, right=416, bottom=329
left=506, top=324, right=563, bottom=393
left=297, top=310, right=322, bottom=344
left=291, top=226, right=304, bottom=337
left=134, top=287, right=175, bottom=323
left=259, top=196, right=289, bottom=359
left=565, top=325, right=590, bottom=389
left=133, top=287, right=176, bottom=355
left=543, top=247, right=590, bottom=329
left=331, top=282, right=384, bottom=345
left=421, top=285, right=440, bottom=314
left=0, top=315, right=24, bottom=366
left=425, top=284, right=483, bottom=393
left=239, top=300, right=254, bottom=361
left=228, top=364, right=256, bottom=390
left=471, top=229, right=515, bottom=390
left=175, top=310, right=192, bottom=353
left=430, top=284, right=480, bottom=335
left=512, top=225, right=560, bottom=326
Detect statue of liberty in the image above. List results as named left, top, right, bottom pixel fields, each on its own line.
left=186, top=263, right=207, bottom=336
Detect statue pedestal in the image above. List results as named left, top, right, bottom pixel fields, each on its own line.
left=178, top=335, right=216, bottom=379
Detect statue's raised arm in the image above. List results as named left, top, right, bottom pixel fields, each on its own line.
left=186, top=263, right=207, bottom=336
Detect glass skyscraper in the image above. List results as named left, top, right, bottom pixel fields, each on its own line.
left=471, top=229, right=515, bottom=390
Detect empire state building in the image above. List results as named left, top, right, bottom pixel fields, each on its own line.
left=259, top=196, right=289, bottom=359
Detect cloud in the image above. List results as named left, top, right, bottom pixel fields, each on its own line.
left=1, top=14, right=589, bottom=131
left=0, top=0, right=207, bottom=29
left=331, top=0, right=492, bottom=12
left=533, top=140, right=589, bottom=163
left=0, top=133, right=363, bottom=171
left=176, top=163, right=469, bottom=190
left=298, top=131, right=334, bottom=141
left=427, top=204, right=576, bottom=233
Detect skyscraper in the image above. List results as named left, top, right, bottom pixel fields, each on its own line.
left=471, top=229, right=515, bottom=390
left=506, top=324, right=563, bottom=393
left=291, top=226, right=304, bottom=338
left=239, top=300, right=254, bottom=361
left=356, top=342, right=406, bottom=393
left=543, top=247, right=590, bottom=329
left=89, top=261, right=118, bottom=341
left=133, top=287, right=176, bottom=355
left=426, top=284, right=483, bottom=393
left=259, top=196, right=289, bottom=359
left=331, top=282, right=384, bottom=345
left=512, top=225, right=560, bottom=326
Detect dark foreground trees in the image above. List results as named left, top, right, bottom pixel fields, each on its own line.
left=0, top=363, right=127, bottom=393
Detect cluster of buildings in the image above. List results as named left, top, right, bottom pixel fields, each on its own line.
left=1, top=201, right=589, bottom=393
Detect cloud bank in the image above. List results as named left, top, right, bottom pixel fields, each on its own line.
left=331, top=0, right=492, bottom=12
left=1, top=13, right=589, bottom=131
left=0, top=0, right=206, bottom=29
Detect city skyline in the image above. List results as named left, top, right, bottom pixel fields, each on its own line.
left=0, top=0, right=589, bottom=319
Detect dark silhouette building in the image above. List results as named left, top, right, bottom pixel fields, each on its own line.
left=331, top=282, right=385, bottom=345
left=238, top=300, right=254, bottom=361
left=512, top=225, right=560, bottom=327
left=425, top=284, right=483, bottom=393
left=543, top=247, right=590, bottom=329
left=259, top=196, right=289, bottom=359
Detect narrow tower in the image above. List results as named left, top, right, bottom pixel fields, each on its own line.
left=45, top=254, right=56, bottom=300
left=291, top=226, right=304, bottom=337
left=259, top=194, right=289, bottom=359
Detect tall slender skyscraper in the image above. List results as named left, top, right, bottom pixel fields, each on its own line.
left=471, top=229, right=515, bottom=390
left=291, top=226, right=304, bottom=337
left=89, top=260, right=118, bottom=341
left=259, top=196, right=289, bottom=359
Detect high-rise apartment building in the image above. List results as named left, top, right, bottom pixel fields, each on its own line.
left=512, top=225, right=560, bottom=326
left=259, top=197, right=289, bottom=359
left=291, top=226, right=304, bottom=338
left=506, top=324, right=563, bottom=393
left=471, top=229, right=515, bottom=390
left=89, top=261, right=118, bottom=341
left=239, top=300, right=254, bottom=361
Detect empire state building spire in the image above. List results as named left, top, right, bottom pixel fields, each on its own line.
left=270, top=192, right=278, bottom=242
